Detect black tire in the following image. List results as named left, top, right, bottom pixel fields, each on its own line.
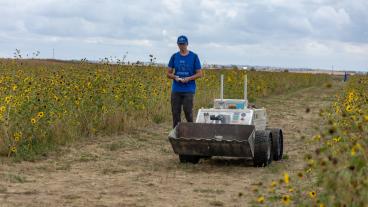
left=253, top=130, right=272, bottom=167
left=268, top=128, right=284, bottom=161
left=179, top=155, right=200, bottom=164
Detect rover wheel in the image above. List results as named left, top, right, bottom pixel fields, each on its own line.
left=268, top=128, right=284, bottom=161
left=253, top=130, right=272, bottom=167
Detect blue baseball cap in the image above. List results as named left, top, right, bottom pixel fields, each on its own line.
left=177, top=35, right=188, bottom=44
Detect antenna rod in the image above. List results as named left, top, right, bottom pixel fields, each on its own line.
left=244, top=75, right=247, bottom=101
left=244, top=74, right=248, bottom=108
left=220, top=74, right=224, bottom=100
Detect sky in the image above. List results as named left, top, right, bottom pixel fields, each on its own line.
left=0, top=0, right=367, bottom=71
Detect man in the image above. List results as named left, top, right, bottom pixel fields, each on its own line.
left=167, top=35, right=203, bottom=128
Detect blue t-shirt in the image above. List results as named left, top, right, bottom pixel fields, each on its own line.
left=168, top=51, right=201, bottom=93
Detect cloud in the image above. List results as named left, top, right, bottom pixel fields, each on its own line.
left=0, top=0, right=367, bottom=70
left=313, top=6, right=351, bottom=27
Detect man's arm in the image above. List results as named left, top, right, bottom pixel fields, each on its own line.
left=183, top=69, right=203, bottom=83
left=167, top=54, right=178, bottom=80
left=167, top=67, right=179, bottom=80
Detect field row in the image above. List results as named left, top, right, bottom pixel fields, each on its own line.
left=0, top=60, right=331, bottom=159
left=254, top=75, right=368, bottom=206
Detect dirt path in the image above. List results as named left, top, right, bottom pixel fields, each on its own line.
left=0, top=84, right=340, bottom=207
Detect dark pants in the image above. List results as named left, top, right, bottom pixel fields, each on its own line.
left=171, top=92, right=194, bottom=128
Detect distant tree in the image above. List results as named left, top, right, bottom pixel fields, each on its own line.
left=283, top=69, right=289, bottom=72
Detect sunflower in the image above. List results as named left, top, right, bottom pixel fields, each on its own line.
left=257, top=195, right=265, bottom=204
left=364, top=115, right=368, bottom=122
left=313, top=134, right=321, bottom=141
left=282, top=195, right=291, bottom=205
left=346, top=105, right=353, bottom=112
left=5, top=96, right=12, bottom=104
left=37, top=112, right=45, bottom=118
left=347, top=91, right=356, bottom=102
left=13, top=132, right=22, bottom=142
left=283, top=172, right=290, bottom=185
left=10, top=146, right=17, bottom=153
left=271, top=181, right=277, bottom=188
left=308, top=191, right=317, bottom=199
left=351, top=143, right=362, bottom=156
left=31, top=118, right=37, bottom=124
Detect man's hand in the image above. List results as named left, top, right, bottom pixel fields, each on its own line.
left=175, top=76, right=184, bottom=82
left=183, top=70, right=203, bottom=82
left=181, top=77, right=191, bottom=83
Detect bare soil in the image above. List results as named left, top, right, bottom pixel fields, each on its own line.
left=0, top=84, right=339, bottom=207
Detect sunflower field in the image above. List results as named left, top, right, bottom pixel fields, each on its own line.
left=0, top=59, right=331, bottom=160
left=253, top=75, right=368, bottom=206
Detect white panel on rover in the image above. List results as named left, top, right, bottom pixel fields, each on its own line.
left=195, top=108, right=253, bottom=125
